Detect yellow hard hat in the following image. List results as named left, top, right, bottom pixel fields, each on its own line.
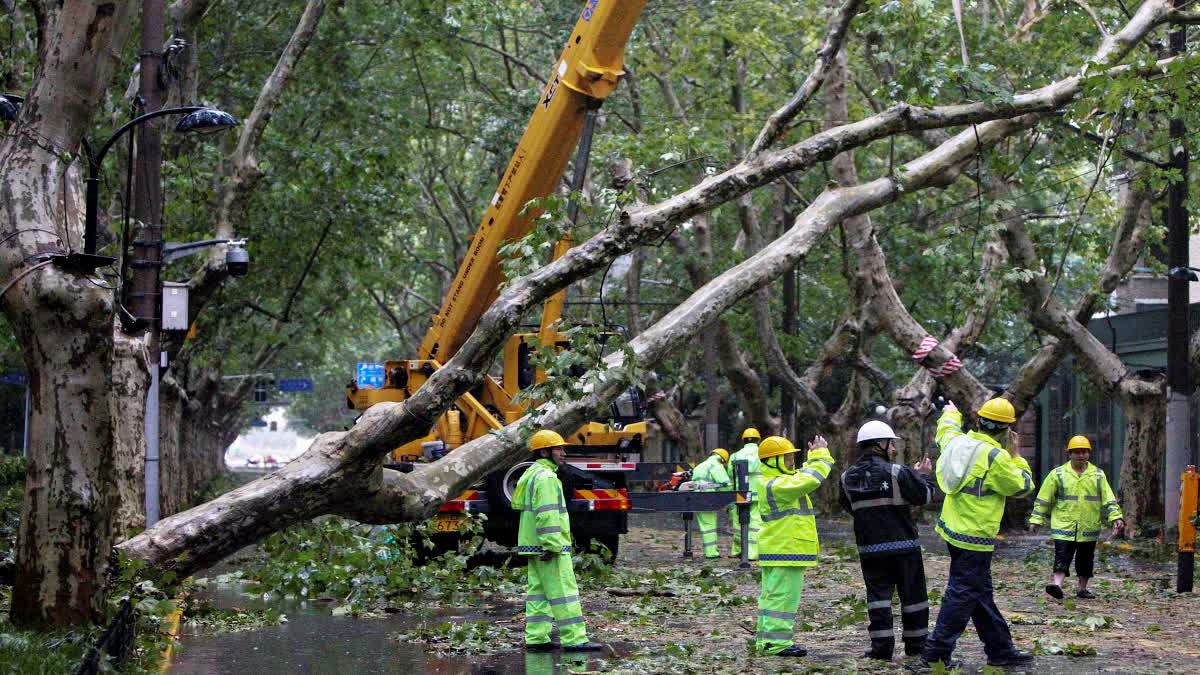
left=758, top=436, right=800, bottom=460
left=530, top=429, right=566, bottom=452
left=712, top=448, right=730, bottom=462
left=741, top=428, right=761, bottom=441
left=977, top=397, right=1017, bottom=424
left=1067, top=435, right=1092, bottom=451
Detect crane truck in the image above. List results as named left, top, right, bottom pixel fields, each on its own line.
left=347, top=0, right=653, bottom=558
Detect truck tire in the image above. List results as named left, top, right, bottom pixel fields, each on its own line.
left=496, top=461, right=534, bottom=508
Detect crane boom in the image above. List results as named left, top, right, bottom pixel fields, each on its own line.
left=418, top=0, right=647, bottom=362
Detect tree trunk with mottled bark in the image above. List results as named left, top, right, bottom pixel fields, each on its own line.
left=1118, top=388, right=1167, bottom=533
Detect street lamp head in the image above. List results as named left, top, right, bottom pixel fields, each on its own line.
left=0, top=94, right=24, bottom=122
left=174, top=107, right=240, bottom=135
left=1168, top=266, right=1200, bottom=282
left=225, top=240, right=249, bottom=277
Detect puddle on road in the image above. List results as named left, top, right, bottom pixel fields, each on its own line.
left=170, top=582, right=630, bottom=674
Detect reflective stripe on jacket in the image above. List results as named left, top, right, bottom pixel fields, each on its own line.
left=692, top=455, right=731, bottom=492
left=729, top=442, right=762, bottom=502
left=513, top=458, right=572, bottom=555
left=756, top=446, right=835, bottom=567
left=1028, top=462, right=1122, bottom=542
left=933, top=409, right=1034, bottom=552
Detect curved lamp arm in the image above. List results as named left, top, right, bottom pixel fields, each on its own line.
left=83, top=107, right=201, bottom=256
left=91, top=106, right=204, bottom=170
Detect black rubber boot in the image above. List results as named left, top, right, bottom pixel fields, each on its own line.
left=524, top=641, right=558, bottom=652
left=775, top=645, right=808, bottom=657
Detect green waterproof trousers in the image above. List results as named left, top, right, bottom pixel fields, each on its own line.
left=696, top=511, right=720, bottom=558
left=755, top=566, right=806, bottom=655
left=525, top=553, right=589, bottom=647
left=729, top=504, right=761, bottom=560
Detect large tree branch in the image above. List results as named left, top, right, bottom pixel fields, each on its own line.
left=749, top=0, right=864, bottom=155
left=185, top=0, right=327, bottom=317
left=999, top=162, right=1154, bottom=397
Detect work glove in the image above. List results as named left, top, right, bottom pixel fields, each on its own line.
left=539, top=551, right=555, bottom=562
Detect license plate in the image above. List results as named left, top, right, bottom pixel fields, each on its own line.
left=434, top=513, right=465, bottom=532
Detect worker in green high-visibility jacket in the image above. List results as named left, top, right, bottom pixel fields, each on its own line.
left=754, top=434, right=835, bottom=657
left=729, top=428, right=764, bottom=560
left=514, top=430, right=605, bottom=652
left=690, top=447, right=731, bottom=558
left=1029, top=434, right=1125, bottom=600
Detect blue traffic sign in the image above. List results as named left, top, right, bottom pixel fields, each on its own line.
left=278, top=378, right=314, bottom=393
left=1, top=372, right=27, bottom=385
left=356, top=362, right=386, bottom=390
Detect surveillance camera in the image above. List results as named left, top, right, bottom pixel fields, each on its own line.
left=225, top=241, right=249, bottom=277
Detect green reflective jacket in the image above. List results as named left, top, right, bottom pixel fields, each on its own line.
left=1029, top=462, right=1122, bottom=542
left=692, top=455, right=731, bottom=492
left=756, top=446, right=835, bottom=567
left=729, top=442, right=762, bottom=502
left=513, top=458, right=572, bottom=555
left=933, top=409, right=1034, bottom=552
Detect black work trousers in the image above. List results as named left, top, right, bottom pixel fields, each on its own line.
left=861, top=550, right=929, bottom=657
left=1053, top=539, right=1097, bottom=578
left=922, top=543, right=1017, bottom=662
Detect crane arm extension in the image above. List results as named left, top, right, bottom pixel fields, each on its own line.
left=418, top=0, right=647, bottom=362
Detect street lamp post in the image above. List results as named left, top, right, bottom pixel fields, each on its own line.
left=80, top=105, right=239, bottom=526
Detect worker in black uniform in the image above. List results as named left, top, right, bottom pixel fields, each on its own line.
left=839, top=420, right=935, bottom=661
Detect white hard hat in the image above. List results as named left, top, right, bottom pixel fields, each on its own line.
left=857, top=420, right=899, bottom=444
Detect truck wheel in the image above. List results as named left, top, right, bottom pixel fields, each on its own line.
left=498, top=461, right=534, bottom=507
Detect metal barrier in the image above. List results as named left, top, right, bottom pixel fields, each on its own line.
left=75, top=598, right=135, bottom=675
left=627, top=459, right=753, bottom=566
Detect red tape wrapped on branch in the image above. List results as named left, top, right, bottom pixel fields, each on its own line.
left=912, top=336, right=963, bottom=378
left=912, top=336, right=938, bottom=364
left=931, top=356, right=963, bottom=378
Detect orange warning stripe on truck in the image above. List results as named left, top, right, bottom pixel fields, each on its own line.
left=438, top=489, right=485, bottom=512
left=573, top=488, right=631, bottom=511
left=438, top=487, right=632, bottom=513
